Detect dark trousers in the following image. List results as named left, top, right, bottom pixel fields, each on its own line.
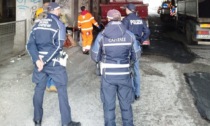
left=101, top=77, right=134, bottom=126
left=32, top=65, right=71, bottom=124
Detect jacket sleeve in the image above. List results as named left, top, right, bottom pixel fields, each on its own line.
left=141, top=20, right=150, bottom=42
left=121, top=18, right=129, bottom=29
left=77, top=16, right=81, bottom=29
left=91, top=33, right=103, bottom=62
left=26, top=27, right=39, bottom=63
left=42, top=21, right=65, bottom=64
left=130, top=34, right=141, bottom=63
left=90, top=13, right=98, bottom=27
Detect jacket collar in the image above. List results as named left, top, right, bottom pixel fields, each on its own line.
left=81, top=10, right=89, bottom=15
left=48, top=13, right=59, bottom=19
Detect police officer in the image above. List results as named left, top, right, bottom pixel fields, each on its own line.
left=122, top=3, right=150, bottom=100
left=91, top=9, right=141, bottom=126
left=26, top=2, right=81, bottom=126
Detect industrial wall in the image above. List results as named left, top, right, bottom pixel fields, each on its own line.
left=0, top=0, right=2, bottom=18
left=55, top=0, right=77, bottom=27
left=16, top=0, right=42, bottom=36
left=14, top=0, right=42, bottom=59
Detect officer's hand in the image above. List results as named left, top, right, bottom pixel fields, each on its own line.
left=36, top=60, right=44, bottom=72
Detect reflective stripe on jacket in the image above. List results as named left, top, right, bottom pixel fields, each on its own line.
left=26, top=13, right=66, bottom=66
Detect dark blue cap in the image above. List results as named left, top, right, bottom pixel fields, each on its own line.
left=126, top=3, right=136, bottom=12
left=48, top=2, right=60, bottom=11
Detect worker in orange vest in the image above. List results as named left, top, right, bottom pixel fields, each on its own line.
left=78, top=6, right=99, bottom=55
left=33, top=2, right=49, bottom=24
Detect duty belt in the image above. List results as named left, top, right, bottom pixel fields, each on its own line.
left=100, top=62, right=130, bottom=75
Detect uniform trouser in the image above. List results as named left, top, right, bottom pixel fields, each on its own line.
left=32, top=65, right=72, bottom=124
left=133, top=60, right=140, bottom=96
left=101, top=77, right=134, bottom=126
left=81, top=30, right=93, bottom=51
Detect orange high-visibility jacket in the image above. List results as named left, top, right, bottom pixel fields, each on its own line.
left=78, top=12, right=98, bottom=32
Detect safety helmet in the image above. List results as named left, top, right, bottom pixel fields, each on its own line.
left=35, top=8, right=44, bottom=18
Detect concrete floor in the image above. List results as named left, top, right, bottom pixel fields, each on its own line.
left=0, top=10, right=210, bottom=126
left=0, top=44, right=209, bottom=126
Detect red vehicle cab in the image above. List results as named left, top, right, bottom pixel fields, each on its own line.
left=100, top=0, right=150, bottom=46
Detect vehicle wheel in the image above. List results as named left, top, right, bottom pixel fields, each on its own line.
left=142, top=45, right=150, bottom=51
left=175, top=21, right=182, bottom=33
left=186, top=24, right=198, bottom=45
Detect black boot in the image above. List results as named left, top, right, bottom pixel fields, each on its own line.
left=135, top=95, right=140, bottom=101
left=86, top=50, right=89, bottom=55
left=62, top=121, right=81, bottom=126
left=82, top=50, right=89, bottom=55
left=34, top=120, right=41, bottom=126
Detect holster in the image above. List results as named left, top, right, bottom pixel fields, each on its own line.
left=58, top=51, right=68, bottom=67
left=130, top=63, right=135, bottom=77
left=96, top=62, right=101, bottom=76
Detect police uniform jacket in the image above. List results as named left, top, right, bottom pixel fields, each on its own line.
left=91, top=21, right=141, bottom=80
left=122, top=13, right=150, bottom=43
left=27, top=13, right=66, bottom=67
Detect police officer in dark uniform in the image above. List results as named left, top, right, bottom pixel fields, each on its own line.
left=26, top=2, right=80, bottom=126
left=91, top=9, right=141, bottom=126
left=122, top=3, right=150, bottom=100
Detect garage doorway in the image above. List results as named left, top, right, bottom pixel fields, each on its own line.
left=0, top=0, right=16, bottom=23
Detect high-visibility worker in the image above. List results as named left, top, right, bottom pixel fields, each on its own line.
left=33, top=2, right=49, bottom=24
left=78, top=6, right=99, bottom=54
left=35, top=7, right=44, bottom=18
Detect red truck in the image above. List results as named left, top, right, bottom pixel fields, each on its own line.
left=100, top=0, right=150, bottom=46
